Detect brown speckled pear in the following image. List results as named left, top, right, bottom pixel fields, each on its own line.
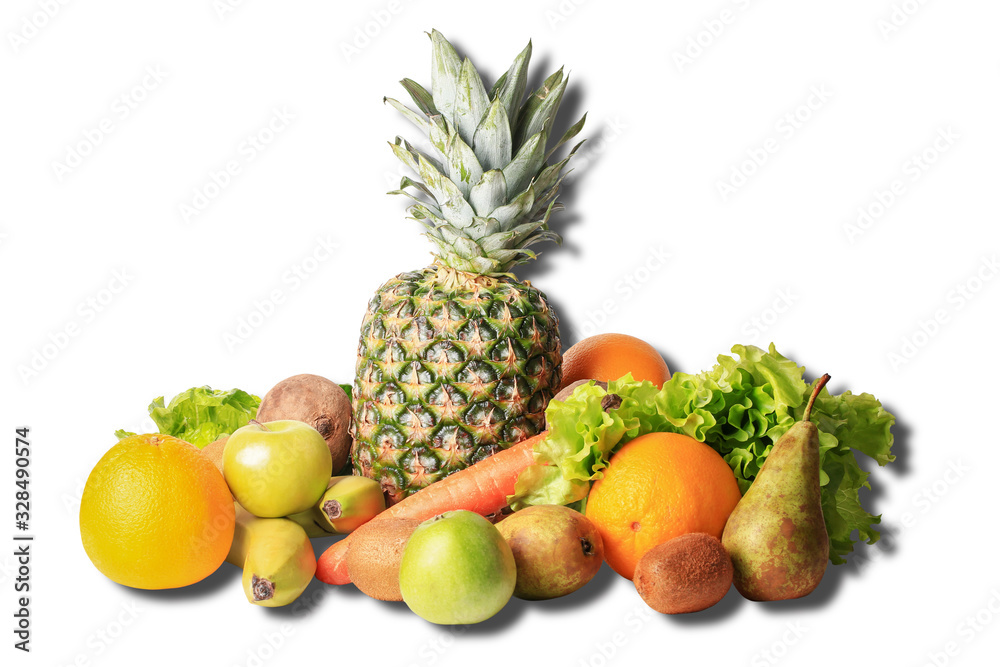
left=722, top=374, right=831, bottom=601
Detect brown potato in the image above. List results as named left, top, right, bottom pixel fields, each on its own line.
left=552, top=379, right=608, bottom=404
left=257, top=374, right=353, bottom=474
left=545, top=380, right=609, bottom=429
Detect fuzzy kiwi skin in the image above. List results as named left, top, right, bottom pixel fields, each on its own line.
left=203, top=437, right=228, bottom=474
left=257, top=374, right=353, bottom=474
left=346, top=518, right=421, bottom=601
left=634, top=533, right=733, bottom=614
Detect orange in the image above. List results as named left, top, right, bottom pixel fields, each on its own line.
left=560, top=333, right=670, bottom=389
left=80, top=434, right=235, bottom=589
left=585, top=432, right=740, bottom=580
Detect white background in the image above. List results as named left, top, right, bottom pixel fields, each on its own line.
left=3, top=1, right=999, bottom=665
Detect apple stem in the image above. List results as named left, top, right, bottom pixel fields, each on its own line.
left=249, top=419, right=269, bottom=431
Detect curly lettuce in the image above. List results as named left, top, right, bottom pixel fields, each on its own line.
left=115, top=386, right=261, bottom=448
left=511, top=343, right=895, bottom=564
left=509, top=383, right=624, bottom=508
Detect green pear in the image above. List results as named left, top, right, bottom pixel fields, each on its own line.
left=722, top=374, right=831, bottom=601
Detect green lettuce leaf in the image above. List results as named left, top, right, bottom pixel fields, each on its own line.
left=116, top=386, right=261, bottom=448
left=509, top=382, right=625, bottom=509
left=513, top=343, right=895, bottom=564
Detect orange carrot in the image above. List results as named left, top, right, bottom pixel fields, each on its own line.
left=316, top=431, right=548, bottom=585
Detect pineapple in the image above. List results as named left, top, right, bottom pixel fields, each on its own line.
left=352, top=30, right=585, bottom=504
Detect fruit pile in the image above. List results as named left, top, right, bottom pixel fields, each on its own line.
left=82, top=375, right=387, bottom=606
left=82, top=340, right=891, bottom=620
left=81, top=30, right=896, bottom=623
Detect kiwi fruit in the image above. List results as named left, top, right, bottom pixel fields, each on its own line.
left=346, top=517, right=422, bottom=601
left=202, top=437, right=228, bottom=474
left=634, top=533, right=733, bottom=614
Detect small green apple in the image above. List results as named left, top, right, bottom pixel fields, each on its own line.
left=223, top=420, right=331, bottom=517
left=399, top=510, right=516, bottom=625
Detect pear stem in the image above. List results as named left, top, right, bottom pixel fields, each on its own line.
left=803, top=374, right=831, bottom=422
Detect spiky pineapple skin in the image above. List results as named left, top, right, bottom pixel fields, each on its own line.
left=351, top=266, right=561, bottom=504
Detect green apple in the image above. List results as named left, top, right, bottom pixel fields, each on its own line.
left=399, top=510, right=516, bottom=625
left=223, top=420, right=332, bottom=517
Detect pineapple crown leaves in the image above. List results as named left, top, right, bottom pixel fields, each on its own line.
left=384, top=29, right=586, bottom=277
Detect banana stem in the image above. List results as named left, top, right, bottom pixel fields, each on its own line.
left=323, top=499, right=343, bottom=520
left=250, top=574, right=275, bottom=602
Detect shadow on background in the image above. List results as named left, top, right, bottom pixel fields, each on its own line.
left=656, top=345, right=683, bottom=378
left=756, top=560, right=846, bottom=614
left=532, top=561, right=618, bottom=612
left=126, top=562, right=240, bottom=601
left=450, top=561, right=619, bottom=635
left=666, top=585, right=744, bottom=625
left=878, top=400, right=911, bottom=475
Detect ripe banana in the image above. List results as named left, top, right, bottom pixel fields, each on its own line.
left=227, top=505, right=316, bottom=607
left=285, top=475, right=385, bottom=536
left=285, top=504, right=338, bottom=538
